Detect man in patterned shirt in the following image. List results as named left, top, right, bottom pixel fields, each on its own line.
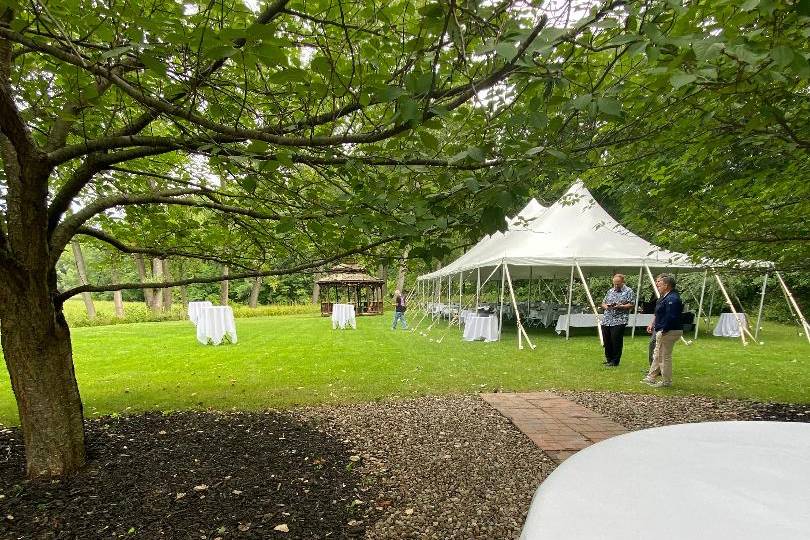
left=600, top=273, right=636, bottom=366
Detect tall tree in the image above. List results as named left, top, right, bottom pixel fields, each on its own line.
left=2, top=0, right=619, bottom=477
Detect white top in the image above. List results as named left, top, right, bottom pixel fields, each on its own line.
left=713, top=312, right=748, bottom=337
left=187, top=300, right=213, bottom=324
left=462, top=314, right=499, bottom=342
left=331, top=303, right=356, bottom=329
left=195, top=306, right=237, bottom=345
left=521, top=421, right=810, bottom=540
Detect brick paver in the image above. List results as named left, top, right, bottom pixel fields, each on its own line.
left=481, top=392, right=628, bottom=462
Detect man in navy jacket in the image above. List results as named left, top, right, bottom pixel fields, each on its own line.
left=642, top=274, right=683, bottom=388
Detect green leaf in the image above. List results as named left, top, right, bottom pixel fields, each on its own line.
left=770, top=46, right=794, bottom=68
left=247, top=140, right=268, bottom=154
left=525, top=146, right=545, bottom=156
left=310, top=56, right=333, bottom=76
left=276, top=218, right=295, bottom=233
left=205, top=45, right=237, bottom=61
left=276, top=151, right=293, bottom=167
left=670, top=72, right=697, bottom=89
left=597, top=97, right=622, bottom=117
left=255, top=43, right=287, bottom=66
left=797, top=0, right=810, bottom=16
left=569, top=93, right=593, bottom=110
left=495, top=42, right=518, bottom=60
left=140, top=53, right=166, bottom=76
left=464, top=176, right=479, bottom=192
left=466, top=146, right=484, bottom=162
left=740, top=0, right=759, bottom=10
left=546, top=149, right=567, bottom=160
left=419, top=131, right=439, bottom=150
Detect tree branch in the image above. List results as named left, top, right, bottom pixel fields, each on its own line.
left=55, top=234, right=399, bottom=303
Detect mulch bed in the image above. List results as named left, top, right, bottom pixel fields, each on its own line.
left=0, top=412, right=371, bottom=539
left=1, top=393, right=808, bottom=540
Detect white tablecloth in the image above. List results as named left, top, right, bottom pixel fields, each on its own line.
left=196, top=306, right=237, bottom=345
left=555, top=313, right=654, bottom=334
left=462, top=315, right=499, bottom=342
left=331, top=303, right=356, bottom=329
left=713, top=313, right=748, bottom=337
left=187, top=301, right=213, bottom=324
left=520, top=421, right=810, bottom=540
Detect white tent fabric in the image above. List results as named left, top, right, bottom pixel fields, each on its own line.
left=418, top=181, right=699, bottom=281
left=506, top=198, right=548, bottom=230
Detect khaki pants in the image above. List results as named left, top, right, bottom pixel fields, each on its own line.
left=648, top=330, right=682, bottom=384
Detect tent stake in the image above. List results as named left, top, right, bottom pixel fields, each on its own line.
left=713, top=271, right=748, bottom=346
left=754, top=273, right=768, bottom=341
left=694, top=269, right=708, bottom=340
left=631, top=266, right=642, bottom=339
left=575, top=261, right=603, bottom=347
left=775, top=271, right=810, bottom=345
left=505, top=264, right=535, bottom=350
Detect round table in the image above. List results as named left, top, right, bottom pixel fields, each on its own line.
left=520, top=421, right=810, bottom=539
left=195, top=306, right=237, bottom=345
left=187, top=300, right=213, bottom=324
left=331, top=303, right=356, bottom=329
left=462, top=314, right=499, bottom=342
left=713, top=312, right=749, bottom=337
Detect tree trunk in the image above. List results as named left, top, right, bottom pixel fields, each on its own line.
left=396, top=248, right=410, bottom=292
left=0, top=278, right=86, bottom=478
left=134, top=254, right=154, bottom=308
left=71, top=240, right=95, bottom=320
left=151, top=258, right=163, bottom=312
left=378, top=264, right=388, bottom=299
left=220, top=265, right=229, bottom=305
left=161, top=259, right=172, bottom=310
left=311, top=275, right=320, bottom=304
left=111, top=265, right=125, bottom=318
left=177, top=259, right=188, bottom=305
left=248, top=276, right=262, bottom=308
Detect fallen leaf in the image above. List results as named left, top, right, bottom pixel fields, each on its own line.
left=175, top=492, right=186, bottom=500
left=349, top=455, right=361, bottom=462
left=193, top=484, right=208, bottom=492
left=405, top=508, right=414, bottom=515
left=274, top=524, right=289, bottom=533
left=158, top=430, right=167, bottom=435
left=238, top=522, right=251, bottom=532
left=232, top=490, right=243, bottom=495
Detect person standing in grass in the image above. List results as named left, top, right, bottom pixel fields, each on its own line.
left=392, top=289, right=408, bottom=330
left=643, top=274, right=683, bottom=388
left=600, top=273, right=635, bottom=367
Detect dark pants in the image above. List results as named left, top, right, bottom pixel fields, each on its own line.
left=601, top=324, right=626, bottom=365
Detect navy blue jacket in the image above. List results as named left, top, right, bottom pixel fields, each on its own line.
left=654, top=290, right=683, bottom=332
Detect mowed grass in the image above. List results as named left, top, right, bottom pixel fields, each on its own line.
left=1, top=314, right=809, bottom=425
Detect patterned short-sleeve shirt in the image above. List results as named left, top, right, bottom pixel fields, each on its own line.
left=602, top=284, right=635, bottom=326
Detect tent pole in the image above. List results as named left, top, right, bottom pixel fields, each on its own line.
left=575, top=261, right=604, bottom=347
left=631, top=266, right=642, bottom=339
left=754, top=273, right=768, bottom=341
left=713, top=271, right=748, bottom=346
left=459, top=271, right=463, bottom=325
left=566, top=264, right=574, bottom=340
left=527, top=267, right=532, bottom=318
left=505, top=264, right=535, bottom=350
left=707, top=287, right=715, bottom=327
left=447, top=274, right=452, bottom=327
left=694, top=269, right=708, bottom=340
left=498, top=262, right=506, bottom=341
left=476, top=267, right=481, bottom=309
left=775, top=271, right=810, bottom=345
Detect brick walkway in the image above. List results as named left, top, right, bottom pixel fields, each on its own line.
left=481, top=392, right=628, bottom=462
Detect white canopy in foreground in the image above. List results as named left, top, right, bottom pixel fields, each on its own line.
left=419, top=181, right=698, bottom=281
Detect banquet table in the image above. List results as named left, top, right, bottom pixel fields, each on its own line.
left=555, top=313, right=654, bottom=334
left=195, top=306, right=237, bottom=345
left=713, top=313, right=748, bottom=337
left=187, top=300, right=213, bottom=324
left=462, top=314, right=499, bottom=342
left=520, top=421, right=810, bottom=540
left=331, top=303, right=356, bottom=329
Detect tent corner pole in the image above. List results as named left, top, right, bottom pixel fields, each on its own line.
left=631, top=266, right=642, bottom=339
left=694, top=269, right=708, bottom=341
left=498, top=262, right=506, bottom=342
left=575, top=261, right=603, bottom=347
left=505, top=264, right=535, bottom=350
left=754, top=272, right=768, bottom=341
left=775, top=271, right=810, bottom=345
left=566, top=264, right=574, bottom=340
left=712, top=270, right=748, bottom=346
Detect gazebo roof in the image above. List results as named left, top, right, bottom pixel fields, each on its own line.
left=317, top=263, right=384, bottom=285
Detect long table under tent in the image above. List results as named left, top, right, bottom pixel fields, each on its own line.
left=413, top=180, right=809, bottom=350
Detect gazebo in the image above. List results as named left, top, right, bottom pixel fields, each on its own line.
left=317, top=263, right=384, bottom=316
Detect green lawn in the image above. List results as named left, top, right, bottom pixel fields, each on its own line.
left=1, top=314, right=808, bottom=425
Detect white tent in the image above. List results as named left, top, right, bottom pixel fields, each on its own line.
left=413, top=181, right=808, bottom=349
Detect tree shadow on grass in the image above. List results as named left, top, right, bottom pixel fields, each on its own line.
left=0, top=411, right=370, bottom=539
